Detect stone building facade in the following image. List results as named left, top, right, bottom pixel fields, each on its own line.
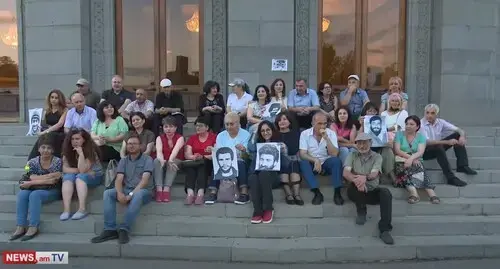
left=13, top=0, right=500, bottom=126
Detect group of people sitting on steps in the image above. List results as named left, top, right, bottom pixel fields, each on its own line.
left=10, top=74, right=476, bottom=246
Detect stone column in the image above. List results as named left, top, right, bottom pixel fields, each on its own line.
left=209, top=0, right=228, bottom=97
left=22, top=0, right=92, bottom=110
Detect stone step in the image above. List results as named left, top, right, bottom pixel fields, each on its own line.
left=423, top=157, right=500, bottom=170
left=0, top=145, right=32, bottom=156
left=0, top=194, right=499, bottom=217
left=0, top=233, right=499, bottom=262
left=0, top=136, right=37, bottom=146
left=1, top=213, right=499, bottom=238
left=445, top=146, right=500, bottom=157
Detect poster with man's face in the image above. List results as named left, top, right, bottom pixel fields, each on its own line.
left=256, top=143, right=281, bottom=171
left=262, top=102, right=282, bottom=119
left=212, top=146, right=239, bottom=180
left=26, top=108, right=43, bottom=136
left=363, top=115, right=388, bottom=147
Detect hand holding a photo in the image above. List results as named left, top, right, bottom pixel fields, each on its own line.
left=235, top=144, right=246, bottom=152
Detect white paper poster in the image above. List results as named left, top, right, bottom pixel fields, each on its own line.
left=261, top=102, right=282, bottom=119
left=363, top=115, right=388, bottom=147
left=212, top=146, right=239, bottom=180
left=26, top=108, right=43, bottom=136
left=271, top=59, right=288, bottom=71
left=255, top=143, right=281, bottom=171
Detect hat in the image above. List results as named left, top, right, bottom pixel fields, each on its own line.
left=348, top=74, right=360, bottom=81
left=160, top=78, right=172, bottom=87
left=76, top=78, right=89, bottom=85
left=228, top=78, right=246, bottom=87
left=355, top=132, right=372, bottom=142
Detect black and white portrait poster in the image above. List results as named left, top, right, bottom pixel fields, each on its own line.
left=212, top=146, right=239, bottom=180
left=363, top=115, right=388, bottom=147
left=26, top=108, right=43, bottom=136
left=262, top=102, right=281, bottom=119
left=271, top=59, right=288, bottom=71
left=256, top=143, right=281, bottom=171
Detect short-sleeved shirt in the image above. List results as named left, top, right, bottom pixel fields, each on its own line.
left=339, top=88, right=369, bottom=116
left=226, top=92, right=253, bottom=114
left=420, top=118, right=458, bottom=141
left=117, top=153, right=154, bottom=189
left=186, top=132, right=216, bottom=156
left=91, top=116, right=129, bottom=151
left=64, top=106, right=97, bottom=132
left=215, top=129, right=251, bottom=157
left=395, top=131, right=426, bottom=160
left=101, top=89, right=135, bottom=109
left=344, top=151, right=383, bottom=191
left=125, top=100, right=155, bottom=116
left=26, top=156, right=62, bottom=175
left=299, top=127, right=339, bottom=164
left=287, top=88, right=320, bottom=108
left=124, top=130, right=155, bottom=153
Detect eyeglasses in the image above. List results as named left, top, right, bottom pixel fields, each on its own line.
left=260, top=128, right=272, bottom=134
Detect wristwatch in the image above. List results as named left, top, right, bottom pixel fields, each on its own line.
left=128, top=192, right=134, bottom=197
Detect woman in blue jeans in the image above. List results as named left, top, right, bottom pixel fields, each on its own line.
left=10, top=135, right=62, bottom=241
left=60, top=129, right=103, bottom=221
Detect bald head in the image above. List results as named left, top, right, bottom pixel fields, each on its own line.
left=112, top=75, right=123, bottom=90
left=71, top=92, right=85, bottom=111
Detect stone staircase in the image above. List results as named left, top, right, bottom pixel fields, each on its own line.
left=0, top=124, right=500, bottom=263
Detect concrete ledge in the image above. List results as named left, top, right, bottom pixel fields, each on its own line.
left=1, top=233, right=499, bottom=263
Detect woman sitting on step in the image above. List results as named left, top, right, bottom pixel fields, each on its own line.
left=28, top=89, right=68, bottom=160
left=60, top=129, right=103, bottom=221
left=248, top=120, right=289, bottom=224
left=91, top=101, right=129, bottom=162
left=119, top=112, right=155, bottom=158
left=153, top=116, right=185, bottom=203
left=11, top=135, right=62, bottom=241
left=275, top=112, right=303, bottom=205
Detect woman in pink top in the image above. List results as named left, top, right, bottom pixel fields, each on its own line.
left=330, top=106, right=357, bottom=163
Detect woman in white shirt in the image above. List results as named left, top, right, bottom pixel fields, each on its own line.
left=227, top=78, right=253, bottom=128
left=380, top=93, right=408, bottom=142
left=270, top=78, right=287, bottom=110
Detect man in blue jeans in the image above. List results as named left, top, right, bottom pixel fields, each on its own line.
left=91, top=135, right=154, bottom=244
left=299, top=112, right=344, bottom=205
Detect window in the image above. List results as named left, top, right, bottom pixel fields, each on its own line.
left=319, top=0, right=406, bottom=90
left=0, top=0, right=19, bottom=120
left=115, top=0, right=203, bottom=90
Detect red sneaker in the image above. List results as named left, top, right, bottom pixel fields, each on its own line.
left=251, top=215, right=262, bottom=224
left=155, top=190, right=163, bottom=203
left=262, top=210, right=274, bottom=224
left=184, top=195, right=195, bottom=205
left=162, top=191, right=171, bottom=203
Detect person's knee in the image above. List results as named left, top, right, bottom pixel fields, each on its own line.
left=378, top=187, right=392, bottom=199
left=75, top=174, right=89, bottom=184
left=103, top=188, right=117, bottom=200
left=62, top=173, right=77, bottom=182
left=327, top=157, right=342, bottom=166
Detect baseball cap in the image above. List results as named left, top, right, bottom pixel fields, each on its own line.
left=76, top=78, right=89, bottom=86
left=348, top=74, right=360, bottom=81
left=160, top=78, right=172, bottom=87
left=355, top=132, right=372, bottom=142
left=228, top=78, right=246, bottom=87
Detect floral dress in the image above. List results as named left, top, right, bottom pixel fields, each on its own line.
left=393, top=131, right=434, bottom=189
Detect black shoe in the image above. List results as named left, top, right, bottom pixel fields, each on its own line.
left=311, top=191, right=324, bottom=205
left=457, top=166, right=477, bottom=175
left=91, top=230, right=118, bottom=243
left=380, top=231, right=394, bottom=245
left=20, top=230, right=39, bottom=242
left=294, top=195, right=304, bottom=206
left=118, top=229, right=129, bottom=244
left=285, top=195, right=295, bottom=205
left=447, top=176, right=467, bottom=187
left=333, top=192, right=344, bottom=205
left=204, top=193, right=217, bottom=205
left=234, top=194, right=250, bottom=205
left=355, top=215, right=366, bottom=225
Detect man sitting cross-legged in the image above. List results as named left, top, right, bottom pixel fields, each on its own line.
left=344, top=132, right=394, bottom=245
left=299, top=111, right=344, bottom=205
left=91, top=134, right=154, bottom=244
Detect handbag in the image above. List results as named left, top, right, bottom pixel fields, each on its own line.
left=104, top=159, right=118, bottom=189
left=19, top=173, right=59, bottom=191
left=217, top=179, right=238, bottom=203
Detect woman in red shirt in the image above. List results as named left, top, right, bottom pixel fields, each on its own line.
left=154, top=116, right=185, bottom=202
left=183, top=116, right=216, bottom=205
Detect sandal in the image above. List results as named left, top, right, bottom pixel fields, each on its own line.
left=293, top=195, right=304, bottom=206
left=285, top=195, right=295, bottom=205
left=430, top=196, right=441, bottom=204
left=407, top=195, right=420, bottom=204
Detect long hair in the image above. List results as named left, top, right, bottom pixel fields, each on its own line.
left=333, top=105, right=355, bottom=130
left=62, top=129, right=101, bottom=167
left=44, top=89, right=67, bottom=115
left=96, top=100, right=119, bottom=122
left=270, top=78, right=286, bottom=97
left=129, top=111, right=146, bottom=131
left=274, top=111, right=297, bottom=131
left=252, top=84, right=271, bottom=104
left=255, top=120, right=280, bottom=143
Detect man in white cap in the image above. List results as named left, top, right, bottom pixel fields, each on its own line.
left=152, top=78, right=186, bottom=135
left=343, top=132, right=394, bottom=245
left=67, top=78, right=101, bottom=110
left=339, top=74, right=370, bottom=119
left=101, top=75, right=135, bottom=114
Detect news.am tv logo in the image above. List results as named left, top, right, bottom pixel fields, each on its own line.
left=2, top=251, right=68, bottom=265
